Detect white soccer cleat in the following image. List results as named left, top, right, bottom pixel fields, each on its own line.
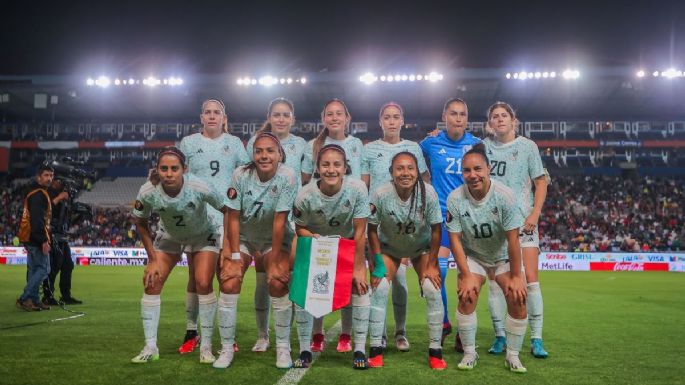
left=505, top=354, right=527, bottom=373
left=457, top=352, right=479, bottom=370
left=252, top=338, right=270, bottom=352
left=395, top=334, right=410, bottom=351
left=213, top=348, right=235, bottom=369
left=131, top=345, right=159, bottom=364
left=199, top=346, right=216, bottom=364
left=276, top=347, right=293, bottom=369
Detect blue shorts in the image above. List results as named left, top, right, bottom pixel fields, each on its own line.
left=440, top=222, right=451, bottom=248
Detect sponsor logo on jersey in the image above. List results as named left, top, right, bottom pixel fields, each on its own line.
left=462, top=211, right=470, bottom=218
left=377, top=152, right=383, bottom=158
left=438, top=148, right=447, bottom=155
left=388, top=210, right=396, bottom=216
left=227, top=188, right=238, bottom=200
left=134, top=200, right=144, bottom=211
left=197, top=148, right=204, bottom=153
left=246, top=190, right=253, bottom=196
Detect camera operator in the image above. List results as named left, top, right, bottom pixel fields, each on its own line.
left=16, top=164, right=54, bottom=312
left=42, top=178, right=83, bottom=306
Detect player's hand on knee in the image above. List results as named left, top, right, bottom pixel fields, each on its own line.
left=143, top=262, right=161, bottom=289
left=458, top=274, right=479, bottom=304
left=353, top=269, right=368, bottom=295
left=220, top=259, right=244, bottom=282
left=422, top=270, right=442, bottom=290
left=506, top=276, right=527, bottom=305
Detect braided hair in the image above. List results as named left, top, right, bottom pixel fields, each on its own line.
left=389, top=151, right=426, bottom=218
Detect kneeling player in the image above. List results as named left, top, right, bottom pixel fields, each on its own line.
left=131, top=147, right=230, bottom=364
left=446, top=144, right=529, bottom=373
left=367, top=152, right=446, bottom=369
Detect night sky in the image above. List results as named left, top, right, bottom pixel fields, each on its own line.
left=2, top=1, right=684, bottom=76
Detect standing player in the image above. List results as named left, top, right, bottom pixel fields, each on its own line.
left=178, top=99, right=249, bottom=354
left=130, top=147, right=229, bottom=365
left=446, top=144, right=529, bottom=373
left=215, top=132, right=298, bottom=369
left=301, top=99, right=364, bottom=353
left=245, top=98, right=306, bottom=352
left=484, top=101, right=549, bottom=358
left=362, top=102, right=430, bottom=351
left=292, top=144, right=371, bottom=369
left=420, top=98, right=480, bottom=349
left=367, top=152, right=445, bottom=369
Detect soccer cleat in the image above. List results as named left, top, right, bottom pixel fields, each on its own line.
left=16, top=298, right=41, bottom=312
left=199, top=346, right=216, bottom=364
left=293, top=351, right=312, bottom=368
left=505, top=355, right=527, bottom=373
left=440, top=322, right=452, bottom=346
left=428, top=348, right=447, bottom=370
left=336, top=333, right=352, bottom=353
left=368, top=347, right=384, bottom=368
left=252, top=338, right=270, bottom=352
left=311, top=333, right=325, bottom=352
left=213, top=348, right=235, bottom=369
left=276, top=347, right=292, bottom=369
left=60, top=296, right=83, bottom=305
left=488, top=336, right=506, bottom=355
left=131, top=346, right=159, bottom=364
left=531, top=338, right=549, bottom=358
left=455, top=333, right=464, bottom=353
left=457, top=352, right=479, bottom=370
left=395, top=333, right=410, bottom=352
left=178, top=332, right=199, bottom=354
left=352, top=351, right=369, bottom=370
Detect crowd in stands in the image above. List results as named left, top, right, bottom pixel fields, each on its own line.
left=1, top=175, right=683, bottom=253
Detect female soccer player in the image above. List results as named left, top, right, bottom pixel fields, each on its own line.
left=292, top=144, right=371, bottom=369
left=131, top=147, right=230, bottom=365
left=302, top=99, right=363, bottom=353
left=484, top=101, right=549, bottom=358
left=446, top=143, right=529, bottom=373
left=178, top=99, right=249, bottom=354
left=215, top=132, right=299, bottom=369
left=367, top=151, right=446, bottom=370
left=245, top=98, right=306, bottom=353
left=420, top=98, right=480, bottom=349
left=362, top=102, right=430, bottom=351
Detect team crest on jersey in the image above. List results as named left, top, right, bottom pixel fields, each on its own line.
left=293, top=207, right=302, bottom=218
left=511, top=150, right=519, bottom=160
left=446, top=211, right=453, bottom=223
left=341, top=199, right=352, bottom=213
left=187, top=202, right=196, bottom=209
left=289, top=144, right=296, bottom=152
left=351, top=146, right=358, bottom=155
left=227, top=187, right=238, bottom=200
left=134, top=200, right=144, bottom=211
left=369, top=203, right=377, bottom=215
left=269, top=185, right=279, bottom=197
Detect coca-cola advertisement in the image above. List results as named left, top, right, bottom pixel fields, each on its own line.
left=590, top=262, right=670, bottom=272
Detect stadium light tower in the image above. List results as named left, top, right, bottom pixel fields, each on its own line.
left=359, top=72, right=378, bottom=85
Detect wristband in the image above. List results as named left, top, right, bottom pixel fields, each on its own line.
left=371, top=253, right=387, bottom=278
left=231, top=252, right=242, bottom=260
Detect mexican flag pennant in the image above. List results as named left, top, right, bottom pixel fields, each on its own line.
left=290, top=236, right=355, bottom=318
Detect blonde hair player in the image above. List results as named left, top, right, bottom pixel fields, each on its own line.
left=446, top=143, right=529, bottom=373
left=130, top=147, right=231, bottom=365
left=483, top=101, right=549, bottom=358
left=177, top=99, right=249, bottom=355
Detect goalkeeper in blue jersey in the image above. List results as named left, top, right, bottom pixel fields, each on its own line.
left=420, top=98, right=481, bottom=351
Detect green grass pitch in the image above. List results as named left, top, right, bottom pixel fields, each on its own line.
left=1, top=266, right=684, bottom=385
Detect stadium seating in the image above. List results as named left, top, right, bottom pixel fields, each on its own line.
left=76, top=177, right=147, bottom=207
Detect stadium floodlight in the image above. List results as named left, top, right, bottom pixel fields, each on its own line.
left=394, top=74, right=402, bottom=82
left=114, top=78, right=121, bottom=86
left=550, top=71, right=556, bottom=78
left=652, top=70, right=660, bottom=77
left=95, top=76, right=111, bottom=88
left=380, top=75, right=386, bottom=81
left=428, top=71, right=442, bottom=82
left=409, top=74, right=416, bottom=81
left=562, top=69, right=580, bottom=79
left=286, top=78, right=293, bottom=84
left=513, top=72, right=519, bottom=79
left=300, top=77, right=307, bottom=84
left=128, top=78, right=135, bottom=85
left=534, top=72, right=542, bottom=79
left=359, top=72, right=378, bottom=85
left=542, top=72, right=549, bottom=78
left=636, top=70, right=645, bottom=78
left=661, top=68, right=682, bottom=78
left=86, top=78, right=95, bottom=86
left=519, top=71, right=528, bottom=80
left=505, top=73, right=511, bottom=79
left=236, top=78, right=243, bottom=85
left=122, top=80, right=127, bottom=85
left=387, top=75, right=394, bottom=82
left=416, top=74, right=423, bottom=81
left=258, top=75, right=277, bottom=86
left=280, top=78, right=286, bottom=84
left=527, top=72, right=534, bottom=79
left=250, top=78, right=257, bottom=85
left=401, top=74, right=408, bottom=81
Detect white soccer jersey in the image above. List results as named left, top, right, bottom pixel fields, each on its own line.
left=445, top=180, right=524, bottom=266
left=483, top=136, right=545, bottom=213
left=226, top=164, right=298, bottom=245
left=368, top=181, right=442, bottom=258
left=132, top=174, right=228, bottom=243
left=301, top=136, right=364, bottom=179
left=180, top=132, right=250, bottom=225
left=293, top=177, right=370, bottom=239
left=361, top=139, right=428, bottom=196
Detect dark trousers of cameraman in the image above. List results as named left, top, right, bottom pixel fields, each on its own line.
left=42, top=240, right=74, bottom=299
